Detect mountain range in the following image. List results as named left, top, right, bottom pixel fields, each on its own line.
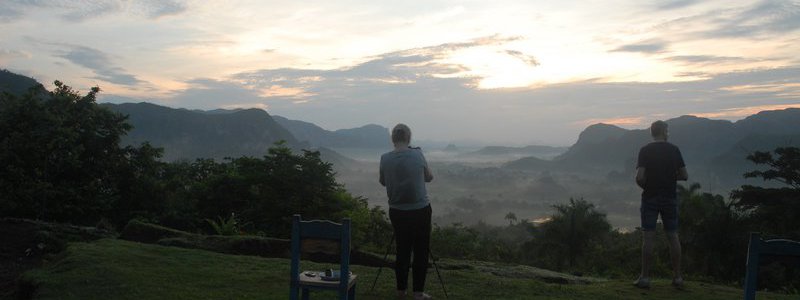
left=101, top=102, right=300, bottom=161
left=3, top=69, right=799, bottom=188
left=506, top=109, right=800, bottom=191
left=272, top=115, right=389, bottom=149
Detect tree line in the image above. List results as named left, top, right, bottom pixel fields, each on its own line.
left=0, top=82, right=389, bottom=250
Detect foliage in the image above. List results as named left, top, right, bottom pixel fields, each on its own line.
left=743, top=147, right=800, bottom=189
left=732, top=147, right=800, bottom=239
left=206, top=213, right=243, bottom=236
left=0, top=81, right=155, bottom=225
left=524, top=198, right=611, bottom=270
left=0, top=80, right=386, bottom=251
left=731, top=147, right=800, bottom=291
left=677, top=184, right=749, bottom=282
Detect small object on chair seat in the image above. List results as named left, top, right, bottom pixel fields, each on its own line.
left=321, top=269, right=353, bottom=281
left=298, top=270, right=358, bottom=288
left=303, top=271, right=317, bottom=277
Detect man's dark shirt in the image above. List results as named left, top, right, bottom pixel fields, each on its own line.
left=637, top=141, right=685, bottom=198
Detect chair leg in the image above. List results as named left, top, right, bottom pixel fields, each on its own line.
left=302, top=287, right=309, bottom=300
left=349, top=283, right=356, bottom=300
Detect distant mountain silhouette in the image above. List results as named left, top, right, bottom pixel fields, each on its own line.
left=273, top=115, right=389, bottom=149
left=507, top=109, right=800, bottom=190
left=504, top=155, right=555, bottom=170
left=103, top=102, right=299, bottom=161
left=551, top=123, right=641, bottom=169
left=0, top=69, right=45, bottom=97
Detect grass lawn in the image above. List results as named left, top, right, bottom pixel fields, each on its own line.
left=20, top=239, right=794, bottom=300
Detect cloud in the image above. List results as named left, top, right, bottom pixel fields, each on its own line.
left=611, top=40, right=668, bottom=54
left=706, top=0, right=800, bottom=38
left=664, top=55, right=750, bottom=66
left=1, top=0, right=187, bottom=22
left=654, top=0, right=700, bottom=10
left=232, top=36, right=515, bottom=92
left=0, top=4, right=23, bottom=23
left=57, top=46, right=145, bottom=86
left=0, top=49, right=32, bottom=61
left=573, top=116, right=647, bottom=128
left=167, top=78, right=270, bottom=108
left=133, top=35, right=800, bottom=145
left=691, top=103, right=800, bottom=119
left=504, top=50, right=540, bottom=66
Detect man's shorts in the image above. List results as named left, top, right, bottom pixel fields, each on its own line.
left=640, top=194, right=679, bottom=232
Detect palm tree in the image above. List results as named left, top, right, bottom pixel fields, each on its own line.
left=505, top=212, right=518, bottom=226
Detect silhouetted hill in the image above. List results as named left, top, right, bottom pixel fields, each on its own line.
left=552, top=123, right=641, bottom=169
left=504, top=155, right=555, bottom=170
left=0, top=69, right=46, bottom=97
left=273, top=115, right=389, bottom=149
left=709, top=133, right=800, bottom=184
left=734, top=108, right=800, bottom=135
left=103, top=102, right=299, bottom=161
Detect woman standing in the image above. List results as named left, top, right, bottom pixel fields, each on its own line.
left=379, top=124, right=434, bottom=300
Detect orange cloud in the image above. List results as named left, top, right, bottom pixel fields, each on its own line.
left=692, top=103, right=800, bottom=119
left=575, top=116, right=647, bottom=127
left=258, top=85, right=315, bottom=98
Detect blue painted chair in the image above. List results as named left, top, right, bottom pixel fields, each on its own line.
left=290, top=214, right=356, bottom=300
left=744, top=232, right=800, bottom=300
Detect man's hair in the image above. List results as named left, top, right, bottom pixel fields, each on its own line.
left=650, top=120, right=668, bottom=138
left=392, top=123, right=411, bottom=144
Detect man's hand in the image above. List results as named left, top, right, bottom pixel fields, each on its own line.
left=635, top=167, right=646, bottom=189
left=677, top=167, right=688, bottom=181
left=424, top=166, right=433, bottom=182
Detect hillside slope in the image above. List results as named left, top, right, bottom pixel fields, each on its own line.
left=273, top=115, right=389, bottom=149
left=103, top=102, right=299, bottom=161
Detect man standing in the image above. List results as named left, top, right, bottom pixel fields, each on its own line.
left=380, top=124, right=434, bottom=300
left=634, top=120, right=688, bottom=289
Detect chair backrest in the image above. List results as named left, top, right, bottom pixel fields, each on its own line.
left=744, top=232, right=800, bottom=300
left=290, top=214, right=351, bottom=290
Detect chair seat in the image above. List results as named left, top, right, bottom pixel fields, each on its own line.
left=298, top=271, right=357, bottom=289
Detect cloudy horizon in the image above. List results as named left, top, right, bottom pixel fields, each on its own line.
left=2, top=0, right=799, bottom=145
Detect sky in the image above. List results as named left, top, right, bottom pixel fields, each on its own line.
left=1, top=0, right=800, bottom=146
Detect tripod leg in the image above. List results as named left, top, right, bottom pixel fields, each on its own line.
left=370, top=233, right=395, bottom=293
left=429, top=250, right=449, bottom=299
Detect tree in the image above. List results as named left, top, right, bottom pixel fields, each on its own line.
left=525, top=198, right=611, bottom=269
left=0, top=82, right=130, bottom=224
left=731, top=147, right=800, bottom=290
left=731, top=147, right=800, bottom=238
left=677, top=183, right=749, bottom=280
left=505, top=212, right=517, bottom=225
left=0, top=81, right=166, bottom=228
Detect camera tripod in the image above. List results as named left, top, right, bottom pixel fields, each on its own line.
left=369, top=233, right=449, bottom=299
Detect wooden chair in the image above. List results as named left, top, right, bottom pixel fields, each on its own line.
left=744, top=232, right=800, bottom=300
left=290, top=214, right=356, bottom=300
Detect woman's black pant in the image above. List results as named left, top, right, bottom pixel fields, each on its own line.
left=389, top=205, right=432, bottom=292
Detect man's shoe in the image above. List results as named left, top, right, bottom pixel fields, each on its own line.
left=672, top=277, right=685, bottom=289
left=413, top=292, right=433, bottom=300
left=633, top=277, right=650, bottom=289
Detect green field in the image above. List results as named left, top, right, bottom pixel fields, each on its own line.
left=18, top=239, right=793, bottom=300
